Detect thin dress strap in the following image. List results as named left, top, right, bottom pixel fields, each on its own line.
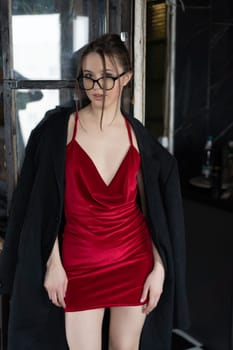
left=72, top=111, right=79, bottom=141
left=124, top=118, right=133, bottom=146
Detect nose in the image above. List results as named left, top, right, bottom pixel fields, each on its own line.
left=93, top=80, right=102, bottom=90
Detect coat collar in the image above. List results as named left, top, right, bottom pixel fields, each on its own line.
left=125, top=114, right=161, bottom=182
left=49, top=104, right=75, bottom=192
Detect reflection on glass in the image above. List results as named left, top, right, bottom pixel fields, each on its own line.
left=15, top=89, right=69, bottom=169
left=13, top=14, right=61, bottom=80
left=73, top=16, right=89, bottom=52
left=15, top=88, right=75, bottom=167
left=12, top=0, right=106, bottom=80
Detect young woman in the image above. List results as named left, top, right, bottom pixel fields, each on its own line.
left=0, top=34, right=189, bottom=350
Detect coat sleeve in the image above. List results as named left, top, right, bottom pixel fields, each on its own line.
left=162, top=158, right=190, bottom=329
left=0, top=129, right=39, bottom=294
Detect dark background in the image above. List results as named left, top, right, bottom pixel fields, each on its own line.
left=174, top=1, right=233, bottom=349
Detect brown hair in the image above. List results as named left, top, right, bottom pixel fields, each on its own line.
left=76, top=33, right=132, bottom=128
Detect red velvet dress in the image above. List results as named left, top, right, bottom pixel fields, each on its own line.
left=62, top=112, right=154, bottom=312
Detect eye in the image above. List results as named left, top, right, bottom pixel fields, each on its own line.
left=83, top=73, right=93, bottom=79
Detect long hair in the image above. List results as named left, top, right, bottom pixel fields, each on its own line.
left=75, top=33, right=132, bottom=128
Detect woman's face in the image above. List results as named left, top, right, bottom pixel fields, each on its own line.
left=81, top=52, right=131, bottom=110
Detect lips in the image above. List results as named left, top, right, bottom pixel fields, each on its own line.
left=92, top=93, right=105, bottom=100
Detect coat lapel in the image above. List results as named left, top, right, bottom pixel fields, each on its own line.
left=126, top=114, right=160, bottom=183
left=49, top=105, right=75, bottom=198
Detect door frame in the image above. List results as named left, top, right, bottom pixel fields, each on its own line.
left=134, top=0, right=177, bottom=153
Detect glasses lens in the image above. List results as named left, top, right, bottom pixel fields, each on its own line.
left=82, top=77, right=94, bottom=90
left=78, top=77, right=93, bottom=90
left=98, top=77, right=115, bottom=90
left=78, top=76, right=116, bottom=90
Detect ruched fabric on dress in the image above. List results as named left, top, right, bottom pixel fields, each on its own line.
left=62, top=112, right=153, bottom=312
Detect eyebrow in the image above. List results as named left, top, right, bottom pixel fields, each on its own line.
left=82, top=69, right=115, bottom=74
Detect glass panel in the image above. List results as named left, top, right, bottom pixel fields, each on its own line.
left=15, top=88, right=73, bottom=169
left=12, top=0, right=106, bottom=80
left=0, top=33, right=7, bottom=242
left=145, top=1, right=167, bottom=138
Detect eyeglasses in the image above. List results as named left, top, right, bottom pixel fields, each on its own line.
left=77, top=72, right=126, bottom=91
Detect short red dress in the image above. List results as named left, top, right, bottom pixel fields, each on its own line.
left=62, top=112, right=154, bottom=312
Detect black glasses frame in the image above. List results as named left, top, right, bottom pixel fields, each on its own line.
left=77, top=71, right=126, bottom=91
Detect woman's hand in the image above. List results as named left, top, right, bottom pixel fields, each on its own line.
left=140, top=262, right=165, bottom=314
left=44, top=259, right=68, bottom=308
left=44, top=237, right=67, bottom=308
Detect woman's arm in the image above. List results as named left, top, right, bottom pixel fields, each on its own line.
left=137, top=169, right=165, bottom=314
left=140, top=242, right=165, bottom=314
left=43, top=113, right=75, bottom=307
left=44, top=237, right=67, bottom=308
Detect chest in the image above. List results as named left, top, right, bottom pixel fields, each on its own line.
left=73, top=123, right=136, bottom=186
left=66, top=139, right=141, bottom=189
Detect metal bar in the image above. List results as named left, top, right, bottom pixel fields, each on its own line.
left=163, top=3, right=171, bottom=147
left=59, top=1, right=74, bottom=104
left=164, top=0, right=176, bottom=154
left=168, top=0, right=176, bottom=155
left=4, top=79, right=76, bottom=89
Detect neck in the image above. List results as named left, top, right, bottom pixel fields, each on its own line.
left=87, top=102, right=122, bottom=127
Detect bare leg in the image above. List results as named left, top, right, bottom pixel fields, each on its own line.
left=65, top=308, right=105, bottom=350
left=109, top=306, right=146, bottom=350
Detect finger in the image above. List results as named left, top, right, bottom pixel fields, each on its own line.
left=57, top=280, right=67, bottom=308
left=46, top=288, right=53, bottom=302
left=63, top=279, right=68, bottom=296
left=145, top=298, right=157, bottom=314
left=144, top=292, right=161, bottom=314
left=44, top=281, right=53, bottom=300
left=51, top=292, right=61, bottom=307
left=62, top=279, right=68, bottom=299
left=140, top=284, right=149, bottom=303
left=47, top=286, right=57, bottom=300
left=57, top=289, right=66, bottom=309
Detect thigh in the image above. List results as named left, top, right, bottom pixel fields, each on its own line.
left=65, top=308, right=105, bottom=350
left=109, top=306, right=146, bottom=350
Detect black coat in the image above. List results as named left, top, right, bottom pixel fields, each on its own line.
left=0, top=102, right=190, bottom=350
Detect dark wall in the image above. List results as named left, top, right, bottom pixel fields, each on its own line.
left=174, top=0, right=233, bottom=185
left=174, top=2, right=233, bottom=349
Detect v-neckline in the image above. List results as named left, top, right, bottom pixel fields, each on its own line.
left=72, top=140, right=135, bottom=187
left=66, top=112, right=139, bottom=187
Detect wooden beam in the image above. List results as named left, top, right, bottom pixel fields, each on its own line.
left=1, top=0, right=17, bottom=212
